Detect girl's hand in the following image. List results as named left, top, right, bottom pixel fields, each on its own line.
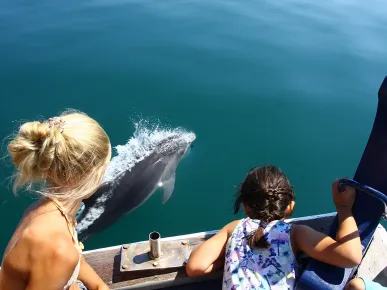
left=332, top=178, right=356, bottom=211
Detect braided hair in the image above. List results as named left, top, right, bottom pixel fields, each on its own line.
left=234, top=165, right=295, bottom=248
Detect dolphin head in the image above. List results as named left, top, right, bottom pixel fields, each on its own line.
left=152, top=132, right=195, bottom=205
left=155, top=132, right=196, bottom=160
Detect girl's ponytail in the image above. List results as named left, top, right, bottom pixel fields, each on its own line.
left=246, top=221, right=270, bottom=248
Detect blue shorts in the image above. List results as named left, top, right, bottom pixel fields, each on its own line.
left=360, top=278, right=387, bottom=290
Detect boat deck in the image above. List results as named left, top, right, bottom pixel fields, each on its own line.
left=82, top=213, right=387, bottom=289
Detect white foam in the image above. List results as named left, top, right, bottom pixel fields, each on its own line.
left=76, top=120, right=196, bottom=234
left=76, top=193, right=110, bottom=233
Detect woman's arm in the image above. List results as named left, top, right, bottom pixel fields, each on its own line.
left=185, top=220, right=239, bottom=277
left=292, top=179, right=362, bottom=268
left=77, top=256, right=110, bottom=290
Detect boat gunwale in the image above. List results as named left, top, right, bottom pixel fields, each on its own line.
left=83, top=212, right=337, bottom=254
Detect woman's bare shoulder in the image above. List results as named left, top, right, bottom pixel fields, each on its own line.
left=25, top=225, right=79, bottom=264
left=2, top=223, right=79, bottom=282
left=3, top=227, right=80, bottom=289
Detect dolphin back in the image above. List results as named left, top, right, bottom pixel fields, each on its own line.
left=75, top=126, right=195, bottom=242
left=76, top=154, right=176, bottom=241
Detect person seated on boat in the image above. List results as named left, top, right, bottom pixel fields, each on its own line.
left=0, top=111, right=111, bottom=290
left=346, top=277, right=387, bottom=290
left=185, top=165, right=362, bottom=289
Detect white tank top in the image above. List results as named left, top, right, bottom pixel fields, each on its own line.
left=223, top=218, right=299, bottom=290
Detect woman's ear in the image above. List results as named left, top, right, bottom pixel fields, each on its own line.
left=285, top=200, right=295, bottom=218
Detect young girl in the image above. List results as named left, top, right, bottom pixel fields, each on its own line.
left=0, top=111, right=111, bottom=290
left=186, top=165, right=362, bottom=289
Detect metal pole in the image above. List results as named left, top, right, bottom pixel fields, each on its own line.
left=149, top=231, right=162, bottom=259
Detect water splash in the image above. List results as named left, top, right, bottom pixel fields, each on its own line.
left=103, top=120, right=196, bottom=184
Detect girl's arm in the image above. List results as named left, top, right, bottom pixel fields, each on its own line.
left=292, top=179, right=362, bottom=268
left=185, top=220, right=239, bottom=277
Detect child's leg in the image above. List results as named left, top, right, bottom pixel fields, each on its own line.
left=346, top=278, right=387, bottom=290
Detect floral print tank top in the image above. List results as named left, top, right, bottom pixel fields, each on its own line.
left=223, top=218, right=299, bottom=290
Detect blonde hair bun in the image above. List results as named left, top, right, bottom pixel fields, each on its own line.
left=8, top=110, right=111, bottom=201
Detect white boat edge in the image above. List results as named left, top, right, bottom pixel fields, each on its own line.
left=84, top=212, right=338, bottom=254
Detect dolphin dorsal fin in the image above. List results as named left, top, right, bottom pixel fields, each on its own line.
left=161, top=173, right=176, bottom=204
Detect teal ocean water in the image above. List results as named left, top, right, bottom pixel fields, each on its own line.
left=1, top=0, right=387, bottom=253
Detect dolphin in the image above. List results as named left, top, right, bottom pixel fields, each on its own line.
left=76, top=133, right=195, bottom=242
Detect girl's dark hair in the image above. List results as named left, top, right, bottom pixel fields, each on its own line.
left=234, top=165, right=295, bottom=249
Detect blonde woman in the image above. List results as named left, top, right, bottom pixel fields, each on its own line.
left=0, top=111, right=111, bottom=290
